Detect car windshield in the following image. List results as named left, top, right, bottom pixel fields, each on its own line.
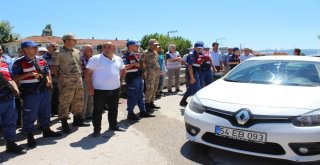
left=224, top=60, right=320, bottom=86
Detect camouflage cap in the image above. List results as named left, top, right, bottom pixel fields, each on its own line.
left=148, top=39, right=159, bottom=45
left=62, top=33, right=77, bottom=40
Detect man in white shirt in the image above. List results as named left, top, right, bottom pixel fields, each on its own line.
left=210, top=42, right=224, bottom=72
left=85, top=42, right=126, bottom=137
left=240, top=48, right=254, bottom=62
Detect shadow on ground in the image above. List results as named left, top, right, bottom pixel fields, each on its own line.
left=69, top=118, right=138, bottom=150
left=180, top=141, right=319, bottom=165
left=180, top=141, right=222, bottom=165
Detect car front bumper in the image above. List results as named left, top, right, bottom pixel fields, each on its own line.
left=184, top=106, right=320, bottom=163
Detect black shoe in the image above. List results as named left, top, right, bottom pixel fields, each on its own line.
left=51, top=113, right=58, bottom=117
left=109, top=126, right=125, bottom=132
left=104, top=104, right=109, bottom=111
left=61, top=119, right=71, bottom=133
left=127, top=113, right=140, bottom=120
left=145, top=103, right=154, bottom=113
left=73, top=115, right=90, bottom=127
left=155, top=94, right=161, bottom=99
left=85, top=116, right=93, bottom=120
left=179, top=100, right=188, bottom=107
left=92, top=131, right=101, bottom=138
left=27, top=134, right=37, bottom=148
left=140, top=112, right=155, bottom=118
left=175, top=89, right=183, bottom=92
left=146, top=109, right=154, bottom=113
left=150, top=102, right=160, bottom=109
left=168, top=90, right=173, bottom=93
left=6, top=141, right=27, bottom=154
left=43, top=128, right=63, bottom=137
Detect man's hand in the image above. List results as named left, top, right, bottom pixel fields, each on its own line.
left=32, top=72, right=42, bottom=79
left=143, top=71, right=147, bottom=78
left=213, top=68, right=218, bottom=73
left=190, top=77, right=196, bottom=84
left=46, top=80, right=52, bottom=87
left=88, top=86, right=94, bottom=96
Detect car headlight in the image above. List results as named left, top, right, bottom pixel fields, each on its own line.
left=292, top=109, right=320, bottom=127
left=189, top=94, right=206, bottom=114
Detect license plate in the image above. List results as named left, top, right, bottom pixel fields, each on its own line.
left=215, top=126, right=267, bottom=143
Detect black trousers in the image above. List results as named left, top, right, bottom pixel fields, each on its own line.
left=51, top=82, right=59, bottom=115
left=93, top=88, right=120, bottom=132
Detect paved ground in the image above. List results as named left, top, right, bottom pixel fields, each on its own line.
left=0, top=85, right=316, bottom=165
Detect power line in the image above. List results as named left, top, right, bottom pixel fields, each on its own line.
left=167, top=30, right=178, bottom=37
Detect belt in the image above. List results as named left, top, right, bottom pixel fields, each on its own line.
left=201, top=68, right=211, bottom=71
left=0, top=94, right=12, bottom=102
left=22, top=87, right=47, bottom=95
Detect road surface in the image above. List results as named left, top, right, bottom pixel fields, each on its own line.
left=0, top=86, right=314, bottom=165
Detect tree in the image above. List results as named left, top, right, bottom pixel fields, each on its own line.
left=140, top=33, right=192, bottom=55
left=0, top=20, right=20, bottom=45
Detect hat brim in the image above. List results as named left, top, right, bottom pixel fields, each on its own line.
left=127, top=43, right=141, bottom=47
left=24, top=43, right=41, bottom=48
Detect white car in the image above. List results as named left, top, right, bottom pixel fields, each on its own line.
left=184, top=56, right=320, bottom=163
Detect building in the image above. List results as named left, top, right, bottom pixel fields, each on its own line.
left=2, top=36, right=127, bottom=57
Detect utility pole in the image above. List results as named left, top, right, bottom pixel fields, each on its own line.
left=317, top=35, right=320, bottom=55
left=167, top=30, right=178, bottom=38
left=216, top=37, right=225, bottom=43
left=240, top=43, right=247, bottom=50
left=215, top=37, right=226, bottom=52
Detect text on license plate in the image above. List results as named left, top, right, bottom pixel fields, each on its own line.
left=215, top=126, right=267, bottom=143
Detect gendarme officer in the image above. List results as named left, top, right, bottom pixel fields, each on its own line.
left=122, top=40, right=155, bottom=120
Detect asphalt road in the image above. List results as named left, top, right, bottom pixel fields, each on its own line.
left=0, top=85, right=317, bottom=165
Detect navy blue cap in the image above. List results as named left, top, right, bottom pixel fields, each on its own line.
left=126, top=40, right=141, bottom=47
left=194, top=41, right=204, bottom=48
left=21, top=40, right=41, bottom=49
left=233, top=47, right=240, bottom=51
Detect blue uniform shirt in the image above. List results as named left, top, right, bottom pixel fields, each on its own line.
left=12, top=56, right=50, bottom=89
left=0, top=55, right=13, bottom=96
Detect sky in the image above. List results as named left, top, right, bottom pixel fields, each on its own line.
left=1, top=0, right=320, bottom=50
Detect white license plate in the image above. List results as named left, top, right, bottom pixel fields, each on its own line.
left=215, top=126, right=267, bottom=143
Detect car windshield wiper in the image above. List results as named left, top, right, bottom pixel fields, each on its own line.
left=282, top=82, right=318, bottom=87
left=224, top=79, right=243, bottom=82
left=249, top=80, right=273, bottom=84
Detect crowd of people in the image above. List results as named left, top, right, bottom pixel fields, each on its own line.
left=1, top=33, right=283, bottom=155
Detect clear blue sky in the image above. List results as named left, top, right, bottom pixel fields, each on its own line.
left=1, top=0, right=319, bottom=50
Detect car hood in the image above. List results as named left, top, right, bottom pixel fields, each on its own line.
left=196, top=79, right=320, bottom=114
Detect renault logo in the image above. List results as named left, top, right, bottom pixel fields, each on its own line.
left=235, top=109, right=251, bottom=125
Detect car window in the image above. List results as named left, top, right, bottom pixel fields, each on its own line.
left=225, top=60, right=320, bottom=86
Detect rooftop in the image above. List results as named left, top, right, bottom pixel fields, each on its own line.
left=13, top=36, right=127, bottom=47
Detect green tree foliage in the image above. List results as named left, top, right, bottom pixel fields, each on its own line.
left=0, top=20, right=20, bottom=45
left=140, top=33, right=192, bottom=56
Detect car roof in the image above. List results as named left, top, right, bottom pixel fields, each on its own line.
left=246, top=55, right=320, bottom=62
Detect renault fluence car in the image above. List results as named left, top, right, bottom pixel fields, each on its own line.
left=184, top=56, right=320, bottom=163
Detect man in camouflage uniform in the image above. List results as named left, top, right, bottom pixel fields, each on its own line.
left=140, top=39, right=161, bottom=112
left=51, top=34, right=89, bottom=133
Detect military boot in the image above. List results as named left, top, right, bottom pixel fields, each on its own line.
left=72, top=115, right=90, bottom=127
left=61, top=119, right=71, bottom=133
left=27, top=133, right=37, bottom=148
left=145, top=103, right=154, bottom=113
left=150, top=101, right=160, bottom=109
left=6, top=141, right=27, bottom=154
left=43, top=127, right=63, bottom=137
left=179, top=96, right=188, bottom=107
